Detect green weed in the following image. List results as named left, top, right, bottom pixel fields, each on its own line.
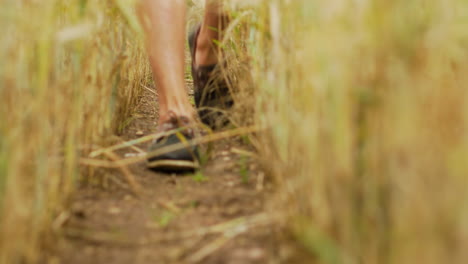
left=192, top=171, right=208, bottom=183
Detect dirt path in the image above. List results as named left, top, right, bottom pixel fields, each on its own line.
left=47, top=88, right=300, bottom=264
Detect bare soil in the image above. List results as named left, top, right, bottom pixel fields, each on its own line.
left=45, top=88, right=305, bottom=264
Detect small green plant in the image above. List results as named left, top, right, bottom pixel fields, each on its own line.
left=198, top=149, right=211, bottom=166
left=118, top=116, right=136, bottom=134
left=158, top=210, right=175, bottom=228
left=192, top=171, right=208, bottom=183
left=189, top=200, right=200, bottom=209
left=240, top=134, right=251, bottom=145
left=239, top=155, right=249, bottom=184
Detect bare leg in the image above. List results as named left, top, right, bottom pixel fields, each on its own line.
left=138, top=0, right=228, bottom=171
left=196, top=0, right=227, bottom=66
left=137, top=0, right=227, bottom=124
left=137, top=0, right=194, bottom=124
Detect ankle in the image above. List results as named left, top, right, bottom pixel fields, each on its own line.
left=195, top=33, right=218, bottom=66
left=159, top=107, right=196, bottom=125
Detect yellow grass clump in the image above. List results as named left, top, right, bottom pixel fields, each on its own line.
left=0, top=0, right=150, bottom=262
left=237, top=0, right=468, bottom=263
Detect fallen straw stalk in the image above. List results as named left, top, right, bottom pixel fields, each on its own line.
left=81, top=125, right=262, bottom=168
left=63, top=212, right=274, bottom=247
left=102, top=151, right=142, bottom=196
left=89, top=131, right=168, bottom=158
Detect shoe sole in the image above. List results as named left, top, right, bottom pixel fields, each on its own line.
left=147, top=159, right=199, bottom=173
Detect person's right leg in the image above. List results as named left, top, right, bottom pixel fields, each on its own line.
left=195, top=0, right=228, bottom=67
left=190, top=1, right=232, bottom=128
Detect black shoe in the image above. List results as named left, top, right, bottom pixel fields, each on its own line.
left=147, top=114, right=200, bottom=173
left=188, top=25, right=233, bottom=130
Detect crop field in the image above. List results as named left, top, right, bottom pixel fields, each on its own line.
left=1, top=0, right=467, bottom=263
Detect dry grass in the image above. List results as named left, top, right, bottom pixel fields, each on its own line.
left=226, top=0, right=468, bottom=263
left=1, top=0, right=468, bottom=263
left=0, top=0, right=150, bottom=263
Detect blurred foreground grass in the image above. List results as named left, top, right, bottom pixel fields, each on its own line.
left=0, top=0, right=150, bottom=262
left=239, top=0, right=468, bottom=263
left=1, top=0, right=468, bottom=263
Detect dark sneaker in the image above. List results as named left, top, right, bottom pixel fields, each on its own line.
left=147, top=114, right=200, bottom=173
left=188, top=25, right=233, bottom=129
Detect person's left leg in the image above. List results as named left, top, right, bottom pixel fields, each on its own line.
left=137, top=0, right=194, bottom=125
left=138, top=0, right=200, bottom=172
left=137, top=0, right=229, bottom=171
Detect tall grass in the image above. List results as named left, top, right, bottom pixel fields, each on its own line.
left=0, top=0, right=149, bottom=263
left=237, top=0, right=468, bottom=263
left=2, top=0, right=467, bottom=263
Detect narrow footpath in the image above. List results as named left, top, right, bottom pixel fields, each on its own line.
left=46, top=87, right=304, bottom=264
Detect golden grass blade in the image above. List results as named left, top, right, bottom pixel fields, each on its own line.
left=89, top=132, right=166, bottom=158
left=84, top=126, right=262, bottom=168
left=102, top=151, right=142, bottom=197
